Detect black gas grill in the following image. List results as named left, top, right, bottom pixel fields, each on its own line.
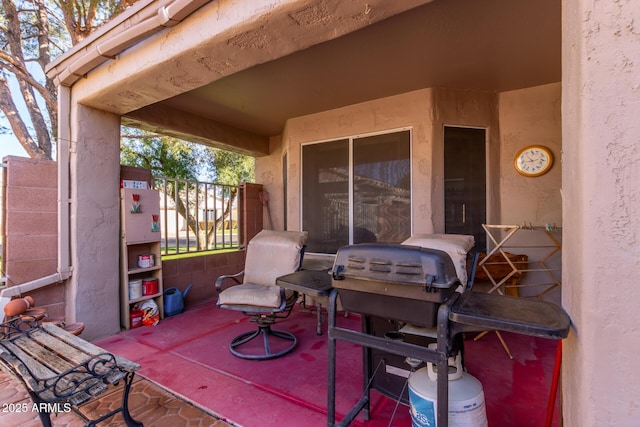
left=327, top=243, right=570, bottom=427
left=331, top=243, right=460, bottom=327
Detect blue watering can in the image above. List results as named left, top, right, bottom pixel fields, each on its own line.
left=164, top=284, right=192, bottom=317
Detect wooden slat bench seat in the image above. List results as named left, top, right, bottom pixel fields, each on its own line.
left=0, top=318, right=143, bottom=426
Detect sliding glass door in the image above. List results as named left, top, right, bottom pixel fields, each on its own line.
left=302, top=130, right=411, bottom=254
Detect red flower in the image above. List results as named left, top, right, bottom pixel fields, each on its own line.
left=132, top=194, right=140, bottom=201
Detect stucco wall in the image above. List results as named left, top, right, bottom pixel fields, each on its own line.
left=258, top=88, right=437, bottom=234
left=562, top=0, right=640, bottom=425
left=257, top=85, right=563, bottom=301
left=258, top=86, right=564, bottom=239
left=430, top=88, right=501, bottom=230
left=67, top=104, right=122, bottom=340
left=257, top=87, right=504, bottom=239
left=497, top=83, right=563, bottom=302
left=499, top=83, right=562, bottom=226
left=256, top=135, right=286, bottom=230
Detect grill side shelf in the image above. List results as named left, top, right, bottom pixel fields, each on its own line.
left=449, top=292, right=571, bottom=339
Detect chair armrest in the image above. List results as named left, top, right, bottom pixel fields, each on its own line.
left=215, top=271, right=244, bottom=291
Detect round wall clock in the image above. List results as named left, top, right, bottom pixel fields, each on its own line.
left=514, top=145, right=554, bottom=177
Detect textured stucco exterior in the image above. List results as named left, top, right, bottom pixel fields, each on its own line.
left=499, top=83, right=562, bottom=226
left=562, top=1, right=640, bottom=425
left=430, top=88, right=502, bottom=232
left=257, top=88, right=507, bottom=236
left=66, top=104, right=122, bottom=339
left=265, top=89, right=437, bottom=234
left=256, top=83, right=563, bottom=302
left=58, top=0, right=431, bottom=156
left=48, top=0, right=434, bottom=339
left=37, top=0, right=640, bottom=423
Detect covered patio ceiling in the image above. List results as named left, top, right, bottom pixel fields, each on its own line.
left=122, top=0, right=560, bottom=150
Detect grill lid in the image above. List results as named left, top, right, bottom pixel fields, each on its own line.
left=331, top=243, right=460, bottom=290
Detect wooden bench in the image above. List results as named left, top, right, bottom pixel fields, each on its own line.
left=0, top=318, right=143, bottom=427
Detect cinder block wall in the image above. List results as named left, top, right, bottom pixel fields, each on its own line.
left=2, top=156, right=64, bottom=318
left=161, top=251, right=246, bottom=307
left=1, top=161, right=263, bottom=323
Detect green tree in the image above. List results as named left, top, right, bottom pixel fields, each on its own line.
left=120, top=130, right=207, bottom=181
left=0, top=0, right=138, bottom=159
left=121, top=129, right=255, bottom=250
left=208, top=146, right=256, bottom=186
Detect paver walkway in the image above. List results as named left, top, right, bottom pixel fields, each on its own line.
left=0, top=369, right=232, bottom=426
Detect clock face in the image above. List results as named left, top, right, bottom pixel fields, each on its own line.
left=514, top=145, right=553, bottom=177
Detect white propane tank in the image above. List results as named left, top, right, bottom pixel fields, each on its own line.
left=408, top=348, right=487, bottom=427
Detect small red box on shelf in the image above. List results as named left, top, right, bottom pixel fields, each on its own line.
left=142, top=278, right=159, bottom=296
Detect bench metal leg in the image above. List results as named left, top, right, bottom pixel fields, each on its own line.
left=28, top=390, right=53, bottom=427
left=28, top=371, right=142, bottom=427
left=86, top=371, right=143, bottom=427
left=121, top=371, right=144, bottom=427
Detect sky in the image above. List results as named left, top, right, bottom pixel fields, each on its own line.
left=0, top=133, right=29, bottom=160
left=1, top=64, right=44, bottom=161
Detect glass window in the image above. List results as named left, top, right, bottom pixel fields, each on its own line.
left=302, top=139, right=349, bottom=254
left=302, top=130, right=411, bottom=253
left=353, top=131, right=411, bottom=245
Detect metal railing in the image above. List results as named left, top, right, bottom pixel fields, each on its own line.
left=154, top=177, right=240, bottom=256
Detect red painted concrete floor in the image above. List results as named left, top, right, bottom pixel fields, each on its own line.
left=94, top=297, right=562, bottom=427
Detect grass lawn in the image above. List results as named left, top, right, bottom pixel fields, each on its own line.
left=161, top=247, right=239, bottom=260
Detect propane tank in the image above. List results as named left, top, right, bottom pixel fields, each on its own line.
left=408, top=347, right=487, bottom=427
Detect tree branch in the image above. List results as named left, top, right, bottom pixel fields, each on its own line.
left=0, top=75, right=49, bottom=159
left=0, top=52, right=57, bottom=111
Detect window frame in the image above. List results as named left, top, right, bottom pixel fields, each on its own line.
left=300, top=127, right=413, bottom=255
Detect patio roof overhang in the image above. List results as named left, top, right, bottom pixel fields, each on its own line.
left=46, top=0, right=560, bottom=155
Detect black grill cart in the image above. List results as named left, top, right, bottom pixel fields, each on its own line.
left=327, top=243, right=570, bottom=427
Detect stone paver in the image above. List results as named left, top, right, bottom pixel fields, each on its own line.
left=0, top=370, right=232, bottom=426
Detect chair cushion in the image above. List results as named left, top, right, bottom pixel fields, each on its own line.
left=218, top=283, right=284, bottom=308
left=402, top=234, right=474, bottom=285
left=243, top=230, right=308, bottom=287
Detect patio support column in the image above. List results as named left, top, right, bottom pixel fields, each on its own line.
left=562, top=0, right=640, bottom=425
left=64, top=103, right=122, bottom=340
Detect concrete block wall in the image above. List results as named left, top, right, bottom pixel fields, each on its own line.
left=0, top=161, right=263, bottom=324
left=2, top=156, right=64, bottom=319
left=161, top=250, right=246, bottom=308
